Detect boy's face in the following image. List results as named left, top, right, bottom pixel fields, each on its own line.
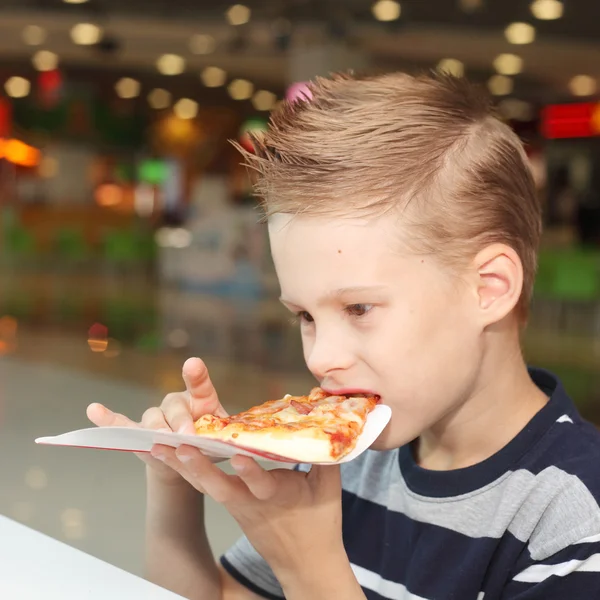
left=269, top=213, right=485, bottom=450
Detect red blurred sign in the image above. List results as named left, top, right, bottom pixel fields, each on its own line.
left=541, top=102, right=600, bottom=139
left=0, top=98, right=12, bottom=138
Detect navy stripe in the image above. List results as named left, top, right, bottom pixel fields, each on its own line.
left=502, top=572, right=600, bottom=598
left=342, top=490, right=527, bottom=599
left=220, top=556, right=284, bottom=600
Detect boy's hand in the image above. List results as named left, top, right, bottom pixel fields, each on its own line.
left=86, top=357, right=228, bottom=485
left=152, top=444, right=349, bottom=587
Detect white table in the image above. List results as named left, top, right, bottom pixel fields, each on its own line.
left=0, top=515, right=186, bottom=599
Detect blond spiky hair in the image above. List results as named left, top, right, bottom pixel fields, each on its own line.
left=238, top=71, right=542, bottom=321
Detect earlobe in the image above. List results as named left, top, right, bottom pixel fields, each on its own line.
left=475, top=245, right=523, bottom=325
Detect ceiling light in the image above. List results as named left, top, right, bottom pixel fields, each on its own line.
left=115, top=77, right=140, bottom=99
left=504, top=22, right=536, bottom=45
left=530, top=0, right=563, bottom=20
left=226, top=4, right=251, bottom=26
left=372, top=0, right=402, bottom=21
left=488, top=75, right=513, bottom=96
left=156, top=54, right=185, bottom=76
left=458, top=0, right=483, bottom=13
left=497, top=99, right=534, bottom=122
left=437, top=58, right=464, bottom=77
left=4, top=77, right=31, bottom=99
left=32, top=50, right=59, bottom=72
left=174, top=98, right=198, bottom=120
left=22, top=25, right=46, bottom=46
left=63, top=0, right=89, bottom=4
left=493, top=54, right=523, bottom=76
left=569, top=75, right=597, bottom=97
left=189, top=34, right=216, bottom=55
left=252, top=90, right=277, bottom=111
left=70, top=23, right=102, bottom=46
left=201, top=66, right=227, bottom=87
left=148, top=88, right=171, bottom=109
left=228, top=79, right=254, bottom=100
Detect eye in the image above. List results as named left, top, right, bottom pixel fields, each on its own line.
left=345, top=304, right=373, bottom=317
left=292, top=311, right=314, bottom=324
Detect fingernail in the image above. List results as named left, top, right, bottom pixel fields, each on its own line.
left=176, top=449, right=193, bottom=463
left=231, top=457, right=246, bottom=473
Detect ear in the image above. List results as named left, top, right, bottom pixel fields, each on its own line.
left=474, top=243, right=523, bottom=326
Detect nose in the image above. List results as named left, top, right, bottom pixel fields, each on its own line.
left=304, top=328, right=355, bottom=380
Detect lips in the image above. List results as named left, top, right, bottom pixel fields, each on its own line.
left=323, top=388, right=381, bottom=401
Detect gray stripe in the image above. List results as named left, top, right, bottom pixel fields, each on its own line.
left=341, top=450, right=600, bottom=560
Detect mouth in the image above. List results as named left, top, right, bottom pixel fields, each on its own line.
left=322, top=388, right=381, bottom=402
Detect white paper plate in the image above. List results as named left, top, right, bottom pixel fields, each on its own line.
left=35, top=405, right=391, bottom=465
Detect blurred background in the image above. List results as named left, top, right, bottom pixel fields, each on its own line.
left=0, top=0, right=599, bottom=585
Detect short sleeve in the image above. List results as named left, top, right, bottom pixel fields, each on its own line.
left=501, top=533, right=600, bottom=599
left=221, top=535, right=285, bottom=600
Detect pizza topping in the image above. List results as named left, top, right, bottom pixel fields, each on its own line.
left=290, top=400, right=313, bottom=415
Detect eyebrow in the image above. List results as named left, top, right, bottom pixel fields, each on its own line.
left=280, top=285, right=389, bottom=308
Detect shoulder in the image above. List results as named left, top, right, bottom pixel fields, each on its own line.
left=515, top=416, right=600, bottom=559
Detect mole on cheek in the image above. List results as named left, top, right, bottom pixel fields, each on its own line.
left=338, top=249, right=342, bottom=254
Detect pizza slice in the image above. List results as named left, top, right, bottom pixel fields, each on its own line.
left=194, top=388, right=379, bottom=463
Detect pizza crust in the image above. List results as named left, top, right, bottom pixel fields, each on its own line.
left=198, top=427, right=334, bottom=463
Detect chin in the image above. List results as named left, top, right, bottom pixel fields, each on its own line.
left=368, top=425, right=399, bottom=451
left=368, top=422, right=416, bottom=452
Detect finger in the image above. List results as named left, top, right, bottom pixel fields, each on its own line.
left=230, top=455, right=277, bottom=501
left=172, top=445, right=244, bottom=503
left=182, top=358, right=228, bottom=418
left=140, top=407, right=170, bottom=431
left=161, top=393, right=197, bottom=435
left=87, top=403, right=139, bottom=428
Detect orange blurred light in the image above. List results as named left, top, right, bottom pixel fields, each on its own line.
left=95, top=183, right=123, bottom=207
left=0, top=315, right=18, bottom=337
left=0, top=138, right=41, bottom=167
left=88, top=339, right=109, bottom=352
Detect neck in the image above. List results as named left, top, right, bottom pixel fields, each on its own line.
left=416, top=328, right=549, bottom=472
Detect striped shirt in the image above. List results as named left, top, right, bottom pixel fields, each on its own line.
left=221, top=368, right=600, bottom=599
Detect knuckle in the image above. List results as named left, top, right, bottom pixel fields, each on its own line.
left=161, top=392, right=187, bottom=409
left=141, top=407, right=165, bottom=428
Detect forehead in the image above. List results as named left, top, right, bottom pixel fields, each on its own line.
left=269, top=213, right=398, bottom=253
left=268, top=213, right=407, bottom=296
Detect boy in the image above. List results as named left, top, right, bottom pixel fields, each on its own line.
left=88, top=72, right=600, bottom=600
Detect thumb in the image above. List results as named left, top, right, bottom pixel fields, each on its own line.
left=182, top=357, right=228, bottom=419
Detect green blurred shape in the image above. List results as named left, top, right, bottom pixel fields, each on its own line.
left=135, top=331, right=162, bottom=352
left=552, top=249, right=600, bottom=302
left=55, top=227, right=89, bottom=261
left=138, top=160, right=167, bottom=185
left=102, top=229, right=156, bottom=266
left=549, top=364, right=597, bottom=409
left=3, top=225, right=36, bottom=257
left=535, top=248, right=600, bottom=301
